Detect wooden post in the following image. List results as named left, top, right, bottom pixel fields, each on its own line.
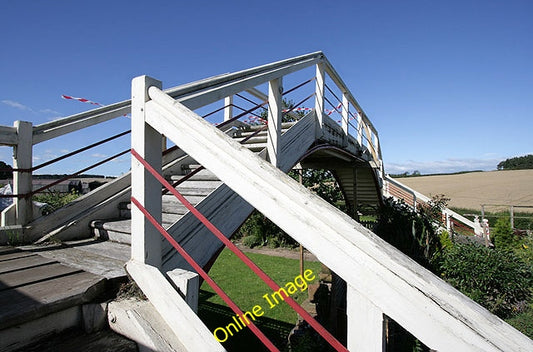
left=299, top=169, right=304, bottom=277
left=315, top=63, right=325, bottom=132
left=131, top=75, right=163, bottom=268
left=267, top=77, right=282, bottom=167
left=347, top=284, right=385, bottom=351
left=13, top=121, right=33, bottom=226
left=356, top=112, right=363, bottom=145
left=510, top=205, right=514, bottom=229
left=224, top=95, right=233, bottom=122
left=341, top=93, right=349, bottom=141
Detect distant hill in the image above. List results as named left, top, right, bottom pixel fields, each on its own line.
left=395, top=169, right=533, bottom=212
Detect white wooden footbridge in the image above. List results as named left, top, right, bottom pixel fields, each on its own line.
left=0, top=52, right=531, bottom=351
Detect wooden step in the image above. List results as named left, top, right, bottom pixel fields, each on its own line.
left=0, top=247, right=106, bottom=332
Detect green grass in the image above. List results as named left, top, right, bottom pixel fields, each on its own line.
left=198, top=248, right=322, bottom=351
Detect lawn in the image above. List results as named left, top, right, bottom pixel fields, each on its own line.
left=198, top=248, right=322, bottom=351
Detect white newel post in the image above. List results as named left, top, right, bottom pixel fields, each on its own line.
left=267, top=77, right=282, bottom=167
left=224, top=95, right=233, bottom=122
left=347, top=285, right=385, bottom=351
left=13, top=121, right=33, bottom=226
left=131, top=76, right=163, bottom=268
left=315, top=62, right=325, bottom=133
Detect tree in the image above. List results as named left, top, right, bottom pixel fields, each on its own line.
left=0, top=161, right=13, bottom=179
left=497, top=154, right=533, bottom=170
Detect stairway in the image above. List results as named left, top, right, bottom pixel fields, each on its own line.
left=89, top=123, right=293, bottom=254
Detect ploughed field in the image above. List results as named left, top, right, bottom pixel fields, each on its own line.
left=395, top=169, right=533, bottom=212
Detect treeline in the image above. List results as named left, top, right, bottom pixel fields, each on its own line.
left=497, top=154, right=533, bottom=170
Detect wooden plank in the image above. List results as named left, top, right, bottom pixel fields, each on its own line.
left=0, top=125, right=18, bottom=145
left=67, top=240, right=130, bottom=262
left=0, top=270, right=104, bottom=330
left=0, top=262, right=81, bottom=290
left=0, top=249, right=36, bottom=261
left=0, top=255, right=56, bottom=274
left=36, top=247, right=127, bottom=279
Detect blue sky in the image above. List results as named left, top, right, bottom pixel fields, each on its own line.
left=0, top=0, right=531, bottom=176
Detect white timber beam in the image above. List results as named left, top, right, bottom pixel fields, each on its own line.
left=13, top=120, right=33, bottom=226
left=267, top=77, right=283, bottom=167
left=131, top=75, right=163, bottom=268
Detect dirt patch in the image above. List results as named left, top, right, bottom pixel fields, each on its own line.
left=396, top=169, right=533, bottom=212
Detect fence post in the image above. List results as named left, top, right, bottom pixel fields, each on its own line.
left=347, top=284, right=385, bottom=351
left=131, top=75, right=163, bottom=268
left=13, top=120, right=33, bottom=226
left=267, top=77, right=282, bottom=167
left=315, top=62, right=325, bottom=133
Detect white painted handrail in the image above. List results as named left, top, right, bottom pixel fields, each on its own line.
left=137, top=82, right=531, bottom=351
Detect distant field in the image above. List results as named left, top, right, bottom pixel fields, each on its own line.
left=395, top=169, right=533, bottom=212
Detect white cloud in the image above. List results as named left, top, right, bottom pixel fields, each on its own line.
left=1, top=100, right=34, bottom=112
left=91, top=153, right=108, bottom=158
left=39, top=108, right=62, bottom=116
left=385, top=157, right=500, bottom=175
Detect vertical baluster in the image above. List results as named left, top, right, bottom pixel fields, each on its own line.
left=267, top=78, right=282, bottom=167
left=315, top=62, right=325, bottom=133
left=224, top=95, right=233, bottom=122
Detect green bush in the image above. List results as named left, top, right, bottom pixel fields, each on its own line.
left=236, top=211, right=298, bottom=248
left=438, top=243, right=532, bottom=318
left=373, top=197, right=443, bottom=270
left=241, top=235, right=262, bottom=248
left=33, top=190, right=80, bottom=213
left=492, top=217, right=516, bottom=250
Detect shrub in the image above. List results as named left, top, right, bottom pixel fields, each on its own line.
left=33, top=190, right=80, bottom=212
left=491, top=217, right=516, bottom=250
left=438, top=243, right=532, bottom=318
left=241, top=235, right=262, bottom=248
left=373, top=197, right=443, bottom=270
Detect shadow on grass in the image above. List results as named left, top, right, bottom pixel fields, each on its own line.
left=198, top=290, right=295, bottom=351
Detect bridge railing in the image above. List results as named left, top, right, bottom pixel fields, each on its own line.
left=1, top=52, right=383, bottom=233
left=384, top=175, right=478, bottom=236
left=130, top=68, right=531, bottom=351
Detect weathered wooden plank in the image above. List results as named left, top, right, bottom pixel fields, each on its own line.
left=0, top=306, right=81, bottom=351
left=0, top=270, right=104, bottom=330
left=0, top=254, right=56, bottom=274
left=0, top=262, right=81, bottom=290
left=36, top=247, right=127, bottom=279
left=67, top=240, right=130, bottom=263
left=0, top=249, right=36, bottom=261
left=0, top=125, right=18, bottom=146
